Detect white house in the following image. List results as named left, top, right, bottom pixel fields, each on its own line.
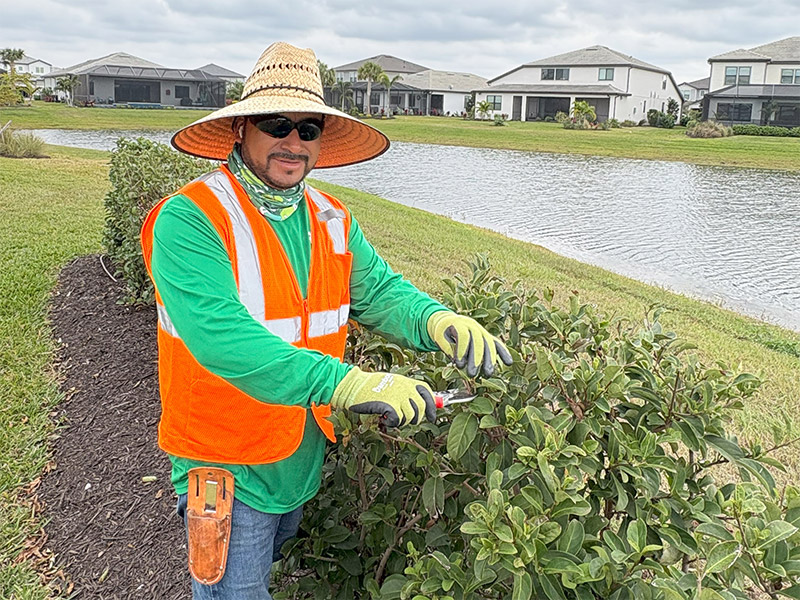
left=1, top=54, right=53, bottom=87
left=474, top=45, right=682, bottom=122
left=678, top=77, right=709, bottom=110
left=398, top=70, right=487, bottom=115
left=704, top=37, right=800, bottom=127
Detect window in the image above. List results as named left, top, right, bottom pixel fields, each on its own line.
left=463, top=95, right=471, bottom=108
left=598, top=68, right=614, bottom=80
left=682, top=91, right=691, bottom=100
left=717, top=103, right=752, bottom=121
left=699, top=90, right=705, bottom=97
left=486, top=95, right=502, bottom=110
left=89, top=81, right=94, bottom=94
left=662, top=76, right=667, bottom=90
left=541, top=68, right=569, bottom=81
left=175, top=85, right=190, bottom=98
left=725, top=66, right=750, bottom=85
left=781, top=69, right=800, bottom=84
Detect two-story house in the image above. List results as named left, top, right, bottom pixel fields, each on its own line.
left=678, top=77, right=709, bottom=111
left=704, top=37, right=800, bottom=127
left=474, top=45, right=682, bottom=123
left=1, top=54, right=53, bottom=88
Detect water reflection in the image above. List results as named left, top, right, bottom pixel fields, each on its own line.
left=29, top=130, right=800, bottom=331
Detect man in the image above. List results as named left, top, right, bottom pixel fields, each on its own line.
left=140, top=42, right=511, bottom=599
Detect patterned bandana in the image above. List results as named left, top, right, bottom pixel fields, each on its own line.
left=227, top=144, right=305, bottom=221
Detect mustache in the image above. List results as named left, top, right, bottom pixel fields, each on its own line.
left=268, top=152, right=308, bottom=164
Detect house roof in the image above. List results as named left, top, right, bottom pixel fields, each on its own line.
left=707, top=83, right=800, bottom=99
left=681, top=77, right=710, bottom=90
left=9, top=54, right=52, bottom=66
left=476, top=83, right=629, bottom=96
left=50, top=52, right=164, bottom=77
left=400, top=70, right=487, bottom=93
left=48, top=52, right=224, bottom=83
left=709, top=37, right=800, bottom=63
left=196, top=63, right=244, bottom=78
left=349, top=81, right=421, bottom=92
left=333, top=54, right=430, bottom=74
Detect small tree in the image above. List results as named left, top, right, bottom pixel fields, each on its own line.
left=0, top=48, right=25, bottom=81
left=357, top=61, right=385, bottom=115
left=335, top=80, right=353, bottom=112
left=667, top=98, right=680, bottom=118
left=572, top=100, right=597, bottom=124
left=379, top=72, right=403, bottom=116
left=476, top=100, right=492, bottom=120
left=56, top=74, right=80, bottom=106
left=226, top=80, right=244, bottom=102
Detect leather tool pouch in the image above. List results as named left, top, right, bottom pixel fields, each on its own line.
left=186, top=467, right=235, bottom=585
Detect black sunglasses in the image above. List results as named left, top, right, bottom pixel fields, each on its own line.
left=250, top=116, right=325, bottom=141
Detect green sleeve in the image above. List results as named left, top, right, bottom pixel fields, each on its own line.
left=348, top=216, right=447, bottom=352
left=149, top=194, right=352, bottom=407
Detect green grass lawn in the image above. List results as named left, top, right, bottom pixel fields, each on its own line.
left=3, top=102, right=800, bottom=170
left=2, top=146, right=799, bottom=596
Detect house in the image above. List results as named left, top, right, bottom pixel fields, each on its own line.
left=400, top=70, right=487, bottom=115
left=332, top=54, right=430, bottom=83
left=678, top=77, right=709, bottom=110
left=47, top=52, right=227, bottom=107
left=474, top=45, right=682, bottom=122
left=1, top=54, right=53, bottom=87
left=704, top=37, right=800, bottom=127
left=196, top=63, right=245, bottom=83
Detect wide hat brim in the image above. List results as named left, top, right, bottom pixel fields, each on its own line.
left=171, top=95, right=390, bottom=168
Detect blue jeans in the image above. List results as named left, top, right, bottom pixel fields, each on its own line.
left=177, top=494, right=303, bottom=600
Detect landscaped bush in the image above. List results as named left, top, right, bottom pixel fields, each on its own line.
left=647, top=109, right=660, bottom=127
left=732, top=125, right=800, bottom=137
left=275, top=256, right=800, bottom=600
left=620, top=120, right=637, bottom=127
left=647, top=110, right=676, bottom=129
left=679, top=115, right=691, bottom=127
left=686, top=121, right=733, bottom=138
left=103, top=138, right=214, bottom=304
left=554, top=111, right=569, bottom=124
left=606, top=118, right=621, bottom=129
left=493, top=114, right=506, bottom=126
left=0, top=128, right=46, bottom=158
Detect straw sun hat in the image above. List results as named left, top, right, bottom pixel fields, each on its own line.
left=171, top=42, right=390, bottom=168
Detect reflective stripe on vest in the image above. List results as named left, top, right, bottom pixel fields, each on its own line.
left=155, top=173, right=349, bottom=344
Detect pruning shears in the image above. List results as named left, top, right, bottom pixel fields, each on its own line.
left=434, top=389, right=477, bottom=409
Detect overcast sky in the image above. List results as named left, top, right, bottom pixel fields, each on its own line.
left=2, top=0, right=798, bottom=84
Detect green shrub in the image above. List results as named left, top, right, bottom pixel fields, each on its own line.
left=679, top=114, right=691, bottom=127
left=103, top=137, right=214, bottom=304
left=606, top=118, right=621, bottom=129
left=0, top=128, right=47, bottom=158
left=656, top=113, right=676, bottom=129
left=732, top=124, right=800, bottom=137
left=686, top=121, right=733, bottom=138
left=276, top=257, right=799, bottom=600
left=493, top=114, right=506, bottom=126
left=554, top=111, right=569, bottom=124
left=647, top=109, right=660, bottom=127
left=620, top=120, right=637, bottom=127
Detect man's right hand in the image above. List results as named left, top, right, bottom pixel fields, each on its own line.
left=330, top=367, right=436, bottom=427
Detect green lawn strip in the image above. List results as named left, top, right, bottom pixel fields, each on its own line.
left=1, top=100, right=212, bottom=131
left=0, top=148, right=108, bottom=598
left=2, top=149, right=798, bottom=596
left=4, top=103, right=800, bottom=170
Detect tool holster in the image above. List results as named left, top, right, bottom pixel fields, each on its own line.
left=186, top=467, right=235, bottom=585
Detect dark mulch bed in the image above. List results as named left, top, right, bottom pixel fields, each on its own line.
left=41, top=255, right=190, bottom=598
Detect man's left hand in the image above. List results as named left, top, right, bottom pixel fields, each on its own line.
left=427, top=311, right=513, bottom=378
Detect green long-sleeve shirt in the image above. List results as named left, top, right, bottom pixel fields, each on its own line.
left=149, top=186, right=446, bottom=513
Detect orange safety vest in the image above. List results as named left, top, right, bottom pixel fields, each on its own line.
left=140, top=165, right=352, bottom=465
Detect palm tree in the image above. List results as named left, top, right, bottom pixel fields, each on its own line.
left=226, top=80, right=244, bottom=102
left=476, top=100, right=492, bottom=120
left=317, top=61, right=336, bottom=105
left=1, top=48, right=25, bottom=82
left=379, top=73, right=403, bottom=116
left=357, top=61, right=384, bottom=115
left=334, top=80, right=353, bottom=112
left=56, top=74, right=80, bottom=106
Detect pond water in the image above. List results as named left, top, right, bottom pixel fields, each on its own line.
left=30, top=129, right=800, bottom=331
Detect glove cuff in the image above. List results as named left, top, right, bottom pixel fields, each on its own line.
left=426, top=309, right=455, bottom=343
left=330, top=366, right=366, bottom=410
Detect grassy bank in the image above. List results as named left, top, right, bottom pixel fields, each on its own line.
left=0, top=146, right=109, bottom=597
left=2, top=147, right=799, bottom=596
left=3, top=102, right=800, bottom=170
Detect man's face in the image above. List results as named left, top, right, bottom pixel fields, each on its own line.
left=236, top=112, right=323, bottom=190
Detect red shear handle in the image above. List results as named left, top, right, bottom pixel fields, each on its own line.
left=434, top=395, right=444, bottom=409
